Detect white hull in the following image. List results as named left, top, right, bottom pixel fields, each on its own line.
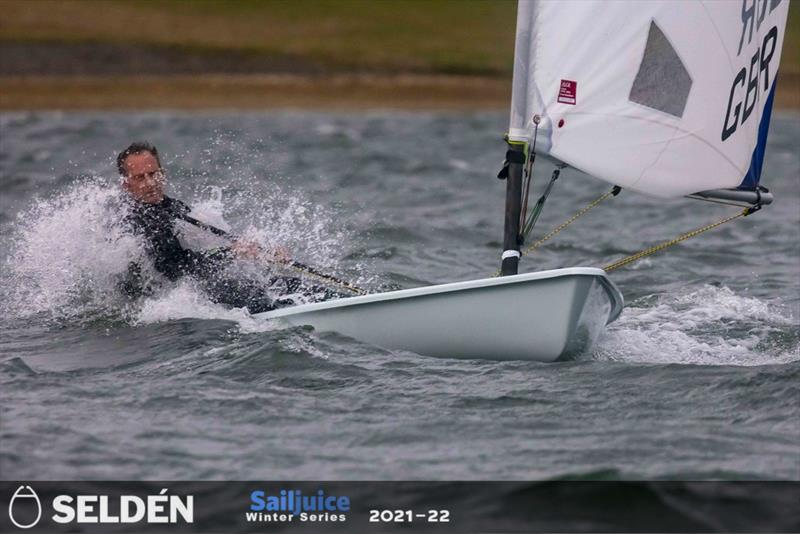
left=255, top=267, right=623, bottom=362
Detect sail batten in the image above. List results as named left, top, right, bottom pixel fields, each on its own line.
left=508, top=0, right=789, bottom=199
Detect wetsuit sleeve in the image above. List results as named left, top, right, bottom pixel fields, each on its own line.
left=160, top=197, right=234, bottom=278
left=179, top=247, right=235, bottom=279
left=118, top=262, right=145, bottom=299
left=126, top=196, right=236, bottom=283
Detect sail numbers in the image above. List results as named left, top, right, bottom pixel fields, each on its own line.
left=722, top=0, right=783, bottom=141
left=722, top=26, right=778, bottom=141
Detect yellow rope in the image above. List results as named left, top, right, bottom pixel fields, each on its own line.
left=492, top=185, right=755, bottom=277
left=280, top=264, right=367, bottom=295
left=603, top=207, right=751, bottom=273
left=493, top=187, right=618, bottom=276
left=522, top=188, right=618, bottom=256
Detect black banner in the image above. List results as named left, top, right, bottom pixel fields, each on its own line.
left=2, top=481, right=798, bottom=533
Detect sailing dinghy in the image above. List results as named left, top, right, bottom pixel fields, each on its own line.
left=255, top=0, right=789, bottom=362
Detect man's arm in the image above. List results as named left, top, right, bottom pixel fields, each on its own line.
left=118, top=262, right=146, bottom=298
left=179, top=246, right=235, bottom=279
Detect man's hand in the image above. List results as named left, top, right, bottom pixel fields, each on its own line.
left=266, top=244, right=292, bottom=264
left=230, top=240, right=262, bottom=260
left=230, top=240, right=291, bottom=264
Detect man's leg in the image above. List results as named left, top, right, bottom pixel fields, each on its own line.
left=201, top=277, right=279, bottom=313
left=202, top=275, right=346, bottom=314
left=269, top=276, right=347, bottom=301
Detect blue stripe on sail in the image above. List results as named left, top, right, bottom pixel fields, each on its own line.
left=739, top=80, right=777, bottom=190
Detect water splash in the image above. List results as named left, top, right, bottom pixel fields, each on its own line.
left=0, top=176, right=369, bottom=329
left=594, top=285, right=799, bottom=366
left=133, top=281, right=280, bottom=333
left=0, top=178, right=140, bottom=321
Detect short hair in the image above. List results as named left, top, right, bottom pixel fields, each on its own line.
left=117, top=142, right=162, bottom=176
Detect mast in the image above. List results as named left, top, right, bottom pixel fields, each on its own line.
left=498, top=0, right=538, bottom=277
left=499, top=143, right=526, bottom=276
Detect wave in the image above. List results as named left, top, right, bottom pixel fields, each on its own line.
left=133, top=282, right=279, bottom=334
left=594, top=284, right=799, bottom=366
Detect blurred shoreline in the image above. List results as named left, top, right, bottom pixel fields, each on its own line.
left=1, top=0, right=798, bottom=112
left=0, top=74, right=512, bottom=111
left=1, top=73, right=798, bottom=111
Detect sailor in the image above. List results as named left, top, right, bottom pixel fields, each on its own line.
left=117, top=141, right=298, bottom=313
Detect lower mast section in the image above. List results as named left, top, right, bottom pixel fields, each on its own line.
left=498, top=142, right=526, bottom=276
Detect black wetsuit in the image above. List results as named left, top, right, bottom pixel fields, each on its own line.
left=121, top=196, right=282, bottom=313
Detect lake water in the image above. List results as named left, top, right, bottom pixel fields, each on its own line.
left=1, top=111, right=798, bottom=481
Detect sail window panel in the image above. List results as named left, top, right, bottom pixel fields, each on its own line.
left=629, top=21, right=692, bottom=118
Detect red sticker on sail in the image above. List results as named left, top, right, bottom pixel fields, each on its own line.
left=558, top=80, right=577, bottom=105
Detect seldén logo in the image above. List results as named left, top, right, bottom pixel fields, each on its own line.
left=7, top=486, right=194, bottom=528
left=8, top=486, right=42, bottom=529
left=248, top=489, right=350, bottom=524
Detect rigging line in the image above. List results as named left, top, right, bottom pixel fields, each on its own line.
left=603, top=206, right=754, bottom=273
left=519, top=117, right=540, bottom=231
left=521, top=167, right=560, bottom=240
left=280, top=263, right=368, bottom=295
left=521, top=185, right=621, bottom=256
left=491, top=185, right=620, bottom=278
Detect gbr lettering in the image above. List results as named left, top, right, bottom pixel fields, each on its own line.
left=721, top=0, right=782, bottom=142
left=722, top=27, right=778, bottom=141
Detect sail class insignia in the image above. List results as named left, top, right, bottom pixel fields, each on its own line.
left=629, top=21, right=692, bottom=118
left=8, top=485, right=42, bottom=529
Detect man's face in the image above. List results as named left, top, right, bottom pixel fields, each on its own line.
left=121, top=151, right=165, bottom=204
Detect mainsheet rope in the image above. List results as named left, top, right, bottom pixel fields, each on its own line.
left=176, top=212, right=367, bottom=295
left=493, top=187, right=758, bottom=276
left=522, top=185, right=620, bottom=256
left=602, top=206, right=754, bottom=273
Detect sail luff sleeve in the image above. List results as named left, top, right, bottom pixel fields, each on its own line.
left=508, top=0, right=538, bottom=144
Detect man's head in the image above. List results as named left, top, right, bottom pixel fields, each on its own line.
left=117, top=142, right=165, bottom=204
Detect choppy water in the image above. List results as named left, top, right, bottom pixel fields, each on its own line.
left=0, top=111, right=798, bottom=480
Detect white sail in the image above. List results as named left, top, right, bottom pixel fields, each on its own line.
left=509, top=0, right=789, bottom=198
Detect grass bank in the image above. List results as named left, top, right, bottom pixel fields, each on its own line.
left=0, top=0, right=514, bottom=76
left=0, top=74, right=510, bottom=110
